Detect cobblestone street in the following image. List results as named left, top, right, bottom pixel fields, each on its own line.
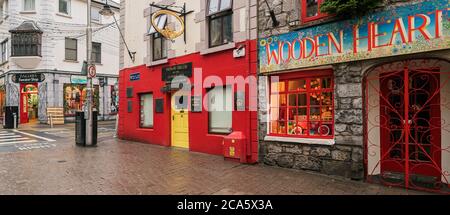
left=0, top=122, right=425, bottom=195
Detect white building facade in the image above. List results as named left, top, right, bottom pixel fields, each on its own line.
left=0, top=0, right=120, bottom=124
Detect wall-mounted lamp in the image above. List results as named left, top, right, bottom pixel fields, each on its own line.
left=264, top=0, right=280, bottom=27
left=99, top=0, right=136, bottom=62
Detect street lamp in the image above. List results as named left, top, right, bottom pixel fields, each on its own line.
left=100, top=0, right=136, bottom=62
left=99, top=0, right=114, bottom=17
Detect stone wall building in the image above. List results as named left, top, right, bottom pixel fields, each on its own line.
left=257, top=0, right=450, bottom=193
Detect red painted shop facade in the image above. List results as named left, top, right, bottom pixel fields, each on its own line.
left=118, top=41, right=258, bottom=163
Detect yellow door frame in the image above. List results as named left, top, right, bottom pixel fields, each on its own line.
left=171, top=93, right=189, bottom=149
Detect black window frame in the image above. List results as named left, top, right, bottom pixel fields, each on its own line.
left=11, top=32, right=42, bottom=57
left=208, top=10, right=233, bottom=48
left=92, top=42, right=101, bottom=64
left=65, top=37, right=77, bottom=61
left=152, top=33, right=167, bottom=61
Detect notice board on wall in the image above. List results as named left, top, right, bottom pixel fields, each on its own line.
left=155, top=99, right=164, bottom=113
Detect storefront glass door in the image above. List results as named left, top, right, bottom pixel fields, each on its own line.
left=20, top=83, right=39, bottom=124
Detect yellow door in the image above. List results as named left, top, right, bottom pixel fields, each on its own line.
left=171, top=94, right=189, bottom=149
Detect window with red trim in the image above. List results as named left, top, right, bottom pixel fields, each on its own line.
left=301, top=0, right=328, bottom=23
left=269, top=74, right=334, bottom=138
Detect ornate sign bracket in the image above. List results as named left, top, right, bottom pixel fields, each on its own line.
left=150, top=2, right=194, bottom=43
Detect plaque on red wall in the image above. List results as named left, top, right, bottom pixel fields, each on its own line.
left=191, top=96, right=202, bottom=113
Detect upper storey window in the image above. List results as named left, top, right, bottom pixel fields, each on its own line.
left=23, top=0, right=35, bottom=12
left=59, top=0, right=71, bottom=15
left=301, top=0, right=328, bottom=23
left=9, top=21, right=43, bottom=57
left=207, top=0, right=233, bottom=47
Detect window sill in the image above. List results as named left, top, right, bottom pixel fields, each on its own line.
left=200, top=42, right=235, bottom=56
left=147, top=58, right=168, bottom=67
left=56, top=13, right=72, bottom=19
left=137, top=127, right=154, bottom=132
left=20, top=11, right=37, bottom=15
left=264, top=135, right=335, bottom=146
left=64, top=60, right=79, bottom=63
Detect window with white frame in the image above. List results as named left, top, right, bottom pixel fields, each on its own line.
left=207, top=0, right=233, bottom=47
left=91, top=7, right=101, bottom=22
left=1, top=39, right=8, bottom=63
left=11, top=32, right=42, bottom=56
left=23, top=0, right=35, bottom=12
left=65, top=38, right=77, bottom=61
left=59, top=0, right=71, bottom=15
left=140, top=93, right=154, bottom=128
left=92, top=42, right=101, bottom=63
left=208, top=85, right=233, bottom=134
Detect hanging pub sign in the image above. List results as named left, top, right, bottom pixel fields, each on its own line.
left=151, top=10, right=185, bottom=41
left=12, top=73, right=45, bottom=83
left=162, top=62, right=192, bottom=82
left=259, top=0, right=450, bottom=73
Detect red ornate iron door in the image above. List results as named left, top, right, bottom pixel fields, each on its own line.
left=366, top=60, right=450, bottom=193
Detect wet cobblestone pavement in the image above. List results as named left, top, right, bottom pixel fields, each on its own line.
left=0, top=122, right=426, bottom=195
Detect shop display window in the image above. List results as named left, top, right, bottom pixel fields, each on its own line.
left=110, top=85, right=119, bottom=114
left=208, top=85, right=233, bottom=134
left=63, top=84, right=100, bottom=116
left=140, top=93, right=154, bottom=128
left=269, top=73, right=334, bottom=138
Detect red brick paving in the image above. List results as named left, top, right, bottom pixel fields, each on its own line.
left=0, top=123, right=426, bottom=195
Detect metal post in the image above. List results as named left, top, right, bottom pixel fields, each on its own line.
left=13, top=113, right=17, bottom=129
left=86, top=0, right=94, bottom=146
left=50, top=114, right=54, bottom=128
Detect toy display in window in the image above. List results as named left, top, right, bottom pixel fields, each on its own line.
left=321, top=107, right=333, bottom=121
left=319, top=124, right=331, bottom=136
left=289, top=122, right=303, bottom=135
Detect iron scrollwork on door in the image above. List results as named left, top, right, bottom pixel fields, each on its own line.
left=365, top=59, right=450, bottom=194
